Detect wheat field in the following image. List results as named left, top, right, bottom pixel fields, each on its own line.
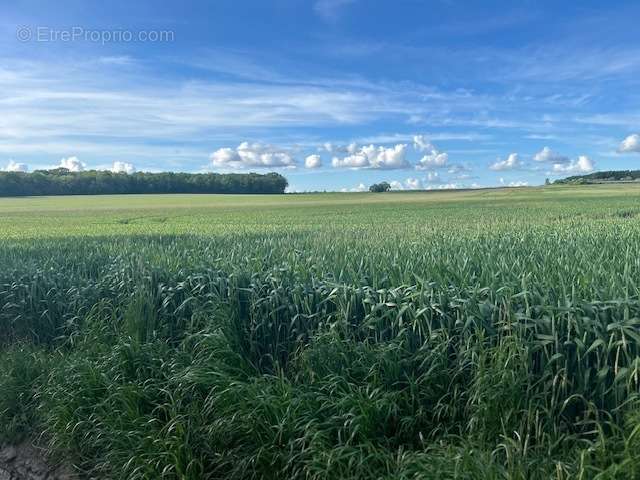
left=2, top=185, right=640, bottom=479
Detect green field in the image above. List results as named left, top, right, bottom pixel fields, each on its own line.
left=3, top=185, right=640, bottom=479
left=0, top=184, right=638, bottom=237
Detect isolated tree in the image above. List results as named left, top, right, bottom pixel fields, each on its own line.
left=369, top=182, right=391, bottom=193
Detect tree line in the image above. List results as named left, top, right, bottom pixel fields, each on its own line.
left=0, top=169, right=289, bottom=196
left=554, top=170, right=640, bottom=184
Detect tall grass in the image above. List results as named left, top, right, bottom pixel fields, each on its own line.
left=2, top=189, right=640, bottom=478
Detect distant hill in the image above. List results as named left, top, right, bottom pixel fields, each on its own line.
left=554, top=170, right=640, bottom=185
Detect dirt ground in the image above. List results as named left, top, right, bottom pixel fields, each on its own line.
left=0, top=442, right=76, bottom=480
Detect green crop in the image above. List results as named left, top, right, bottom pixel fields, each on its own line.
left=2, top=185, right=640, bottom=478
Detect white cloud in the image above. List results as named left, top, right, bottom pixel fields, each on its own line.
left=0, top=51, right=627, bottom=181
left=508, top=180, right=529, bottom=187
left=3, top=160, right=28, bottom=172
left=413, top=136, right=449, bottom=169
left=405, top=177, right=421, bottom=189
left=340, top=182, right=367, bottom=192
left=211, top=142, right=296, bottom=169
left=451, top=173, right=472, bottom=180
left=425, top=183, right=461, bottom=190
left=304, top=154, right=322, bottom=169
left=358, top=132, right=490, bottom=144
left=619, top=134, right=640, bottom=153
left=419, top=151, right=449, bottom=169
left=4, top=58, right=465, bottom=166
left=425, top=171, right=443, bottom=184
left=332, top=155, right=367, bottom=168
left=533, top=146, right=569, bottom=163
left=331, top=143, right=409, bottom=169
left=111, top=161, right=136, bottom=174
left=412, top=135, right=431, bottom=151
left=390, top=177, right=422, bottom=190
left=323, top=142, right=358, bottom=154
left=0, top=56, right=578, bottom=174
left=210, top=148, right=238, bottom=166
left=489, top=153, right=520, bottom=171
left=552, top=155, right=594, bottom=174
left=59, top=156, right=86, bottom=172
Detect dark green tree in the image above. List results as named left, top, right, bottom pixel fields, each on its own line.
left=369, top=181, right=391, bottom=193
left=0, top=170, right=289, bottom=196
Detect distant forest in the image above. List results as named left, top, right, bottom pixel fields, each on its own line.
left=554, top=170, right=640, bottom=185
left=0, top=169, right=288, bottom=196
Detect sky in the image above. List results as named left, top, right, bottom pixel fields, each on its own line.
left=1, top=0, right=640, bottom=192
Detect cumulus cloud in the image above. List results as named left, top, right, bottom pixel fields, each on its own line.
left=211, top=142, right=296, bottom=169
left=413, top=136, right=449, bottom=169
left=533, top=146, right=569, bottom=164
left=59, top=156, right=86, bottom=172
left=489, top=153, right=520, bottom=171
left=390, top=174, right=463, bottom=190
left=419, top=150, right=448, bottom=169
left=619, top=134, right=640, bottom=153
left=390, top=177, right=422, bottom=190
left=3, top=160, right=28, bottom=172
left=404, top=177, right=421, bottom=189
left=551, top=155, right=594, bottom=174
left=331, top=143, right=409, bottom=169
left=340, top=182, right=367, bottom=192
left=322, top=142, right=358, bottom=154
left=304, top=154, right=322, bottom=169
left=111, top=161, right=136, bottom=174
left=412, top=135, right=431, bottom=151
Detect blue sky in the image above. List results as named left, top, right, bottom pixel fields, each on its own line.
left=1, top=0, right=640, bottom=191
